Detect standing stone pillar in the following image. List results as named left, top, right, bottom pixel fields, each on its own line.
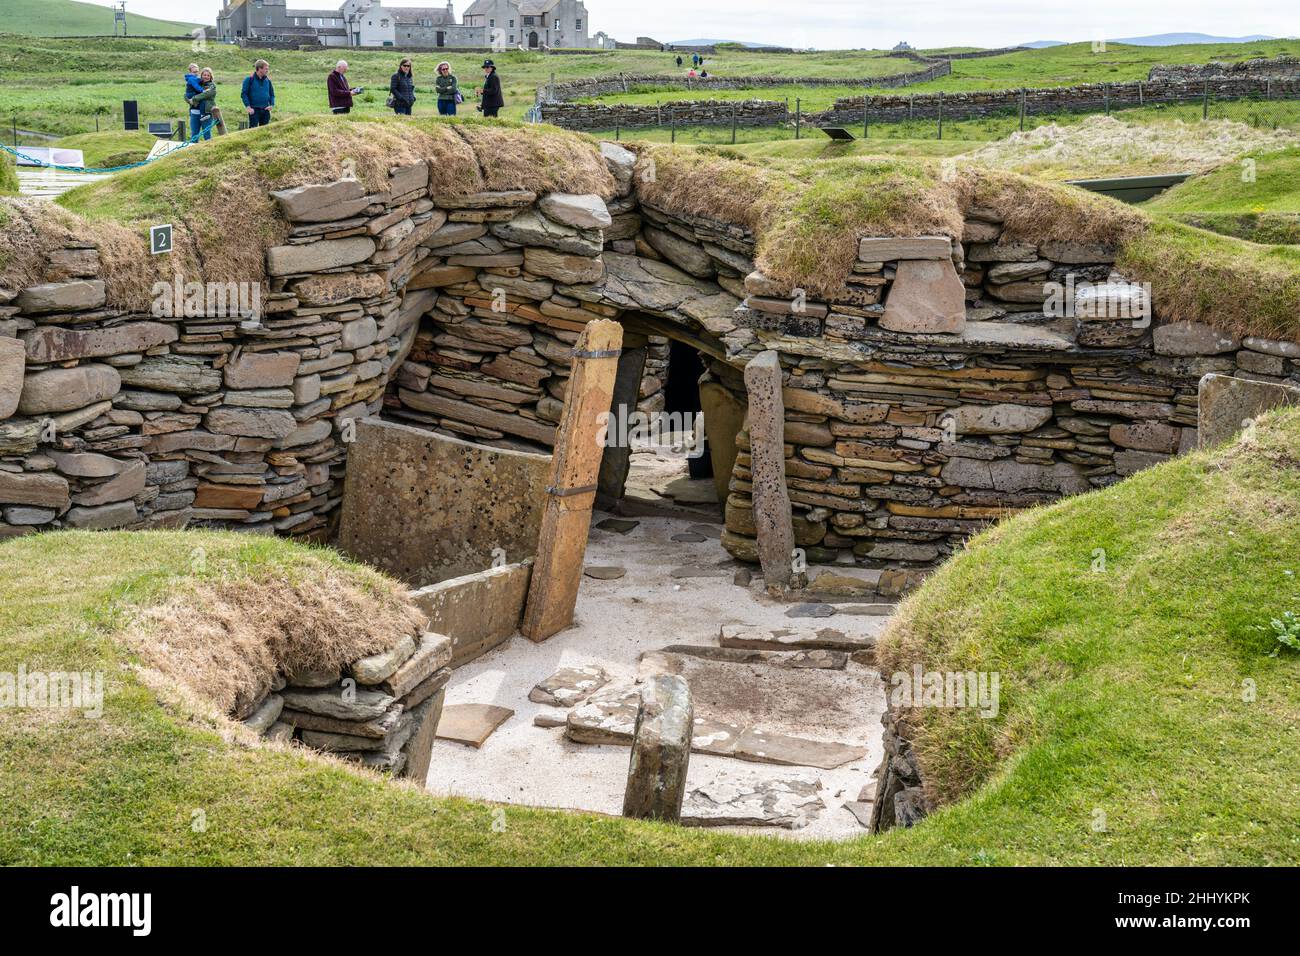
left=742, top=350, right=796, bottom=592
left=622, top=674, right=693, bottom=823
left=595, top=343, right=647, bottom=510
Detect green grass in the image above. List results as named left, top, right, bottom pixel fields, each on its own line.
left=1, top=0, right=200, bottom=36
left=1144, top=145, right=1300, bottom=243
left=50, top=129, right=158, bottom=168
left=4, top=409, right=1300, bottom=864
left=0, top=154, right=16, bottom=195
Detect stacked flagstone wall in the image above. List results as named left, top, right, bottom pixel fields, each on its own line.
left=3, top=139, right=1298, bottom=583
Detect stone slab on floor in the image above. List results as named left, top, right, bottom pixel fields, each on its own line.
left=658, top=644, right=847, bottom=670
left=681, top=772, right=826, bottom=829
left=528, top=665, right=609, bottom=707
left=719, top=624, right=877, bottom=654
left=436, top=703, right=514, bottom=748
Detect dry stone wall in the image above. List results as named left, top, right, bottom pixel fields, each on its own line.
left=3, top=138, right=1297, bottom=585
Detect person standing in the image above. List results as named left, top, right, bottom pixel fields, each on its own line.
left=241, top=59, right=275, bottom=128
left=328, top=60, right=360, bottom=115
left=184, top=63, right=205, bottom=140
left=389, top=57, right=416, bottom=115
left=434, top=61, right=460, bottom=116
left=675, top=55, right=682, bottom=67
left=188, top=68, right=225, bottom=137
left=478, top=59, right=503, bottom=118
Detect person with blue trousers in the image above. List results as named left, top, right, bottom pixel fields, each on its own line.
left=184, top=63, right=207, bottom=140
left=241, top=59, right=275, bottom=128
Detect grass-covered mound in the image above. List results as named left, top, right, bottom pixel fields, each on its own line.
left=1144, top=145, right=1300, bottom=245
left=3, top=408, right=1299, bottom=865
left=50, top=130, right=158, bottom=170
left=876, top=407, right=1300, bottom=862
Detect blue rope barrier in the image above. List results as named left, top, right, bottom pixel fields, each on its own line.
left=1, top=118, right=219, bottom=174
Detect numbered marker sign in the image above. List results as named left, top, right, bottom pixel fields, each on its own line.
left=150, top=224, right=173, bottom=255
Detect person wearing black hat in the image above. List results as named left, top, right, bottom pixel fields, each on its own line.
left=478, top=59, right=504, bottom=118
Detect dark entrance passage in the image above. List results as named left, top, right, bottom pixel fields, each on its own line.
left=664, top=339, right=712, bottom=480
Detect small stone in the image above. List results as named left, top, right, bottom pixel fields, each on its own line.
left=243, top=694, right=284, bottom=734
left=595, top=517, right=639, bottom=534
left=583, top=565, right=626, bottom=580
left=786, top=602, right=837, bottom=619
left=670, top=532, right=707, bottom=543
left=350, top=633, right=417, bottom=685
left=529, top=665, right=609, bottom=707
left=733, top=568, right=753, bottom=587
left=538, top=193, right=613, bottom=230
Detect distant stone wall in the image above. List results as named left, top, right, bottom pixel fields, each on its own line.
left=538, top=61, right=950, bottom=105
left=1148, top=56, right=1300, bottom=82
left=541, top=99, right=789, bottom=130
left=820, top=74, right=1300, bottom=123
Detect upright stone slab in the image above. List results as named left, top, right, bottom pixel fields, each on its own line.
left=596, top=344, right=647, bottom=509
left=699, top=378, right=747, bottom=508
left=622, top=674, right=693, bottom=823
left=742, top=351, right=796, bottom=591
left=1198, top=373, right=1300, bottom=448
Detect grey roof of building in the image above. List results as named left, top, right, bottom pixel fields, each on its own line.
left=462, top=0, right=494, bottom=16
left=517, top=0, right=561, bottom=14
left=390, top=7, right=457, bottom=23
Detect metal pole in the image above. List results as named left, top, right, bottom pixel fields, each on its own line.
left=937, top=91, right=943, bottom=140
left=795, top=97, right=801, bottom=139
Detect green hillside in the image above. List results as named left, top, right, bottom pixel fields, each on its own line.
left=1, top=0, right=202, bottom=37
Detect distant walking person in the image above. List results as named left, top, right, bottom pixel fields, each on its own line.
left=184, top=63, right=206, bottom=140
left=389, top=57, right=416, bottom=115
left=328, top=60, right=360, bottom=115
left=478, top=59, right=503, bottom=118
left=434, top=61, right=460, bottom=116
left=675, top=55, right=682, bottom=67
left=241, top=59, right=275, bottom=127
left=188, top=68, right=226, bottom=137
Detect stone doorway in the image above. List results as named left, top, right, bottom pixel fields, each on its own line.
left=528, top=31, right=539, bottom=48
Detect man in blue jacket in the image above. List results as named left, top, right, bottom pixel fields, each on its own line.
left=241, top=59, right=275, bottom=128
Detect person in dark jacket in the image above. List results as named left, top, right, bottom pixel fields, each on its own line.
left=185, top=63, right=206, bottom=140
left=675, top=55, right=682, bottom=67
left=328, top=60, right=360, bottom=114
left=241, top=59, right=275, bottom=128
left=478, top=59, right=503, bottom=118
left=434, top=61, right=460, bottom=116
left=389, top=58, right=415, bottom=116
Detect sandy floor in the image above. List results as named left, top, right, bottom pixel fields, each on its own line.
left=423, top=489, right=891, bottom=840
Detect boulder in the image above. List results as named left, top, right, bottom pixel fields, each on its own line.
left=270, top=179, right=368, bottom=223
left=523, top=247, right=603, bottom=284
left=643, top=226, right=714, bottom=278
left=0, top=337, right=25, bottom=421
left=266, top=237, right=376, bottom=276
left=17, top=363, right=120, bottom=415
left=1153, top=321, right=1240, bottom=356
left=539, top=193, right=612, bottom=230
left=879, top=259, right=966, bottom=334
left=223, top=351, right=301, bottom=389
left=15, top=280, right=106, bottom=315
left=600, top=141, right=636, bottom=192
left=1198, top=373, right=1300, bottom=448
left=23, top=322, right=178, bottom=363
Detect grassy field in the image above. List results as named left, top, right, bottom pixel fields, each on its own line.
left=3, top=408, right=1299, bottom=865
left=2, top=0, right=200, bottom=37
left=49, top=129, right=160, bottom=168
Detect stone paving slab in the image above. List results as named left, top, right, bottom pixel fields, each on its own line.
left=436, top=703, right=514, bottom=748
left=528, top=665, right=609, bottom=707
left=681, top=772, right=826, bottom=829
left=719, top=624, right=877, bottom=654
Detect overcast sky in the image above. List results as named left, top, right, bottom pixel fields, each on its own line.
left=89, top=0, right=1296, bottom=48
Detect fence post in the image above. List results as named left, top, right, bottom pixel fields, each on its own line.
left=937, top=91, right=943, bottom=140
left=1138, top=80, right=1144, bottom=106
left=1019, top=87, right=1025, bottom=131
left=549, top=71, right=556, bottom=101
left=863, top=103, right=869, bottom=138
left=795, top=97, right=801, bottom=139
left=909, top=93, right=914, bottom=121
left=1104, top=83, right=1110, bottom=116
left=731, top=103, right=737, bottom=144
left=615, top=122, right=620, bottom=141
left=671, top=109, right=676, bottom=143
left=1203, top=79, right=1209, bottom=120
